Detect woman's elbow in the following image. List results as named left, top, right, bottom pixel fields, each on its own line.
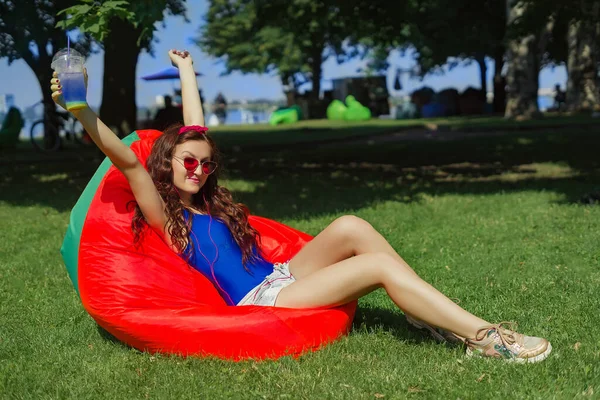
left=117, top=154, right=142, bottom=172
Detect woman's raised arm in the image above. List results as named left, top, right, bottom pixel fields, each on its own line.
left=50, top=71, right=169, bottom=239
left=169, top=49, right=205, bottom=126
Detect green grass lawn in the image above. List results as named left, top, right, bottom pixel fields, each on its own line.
left=1, top=122, right=599, bottom=398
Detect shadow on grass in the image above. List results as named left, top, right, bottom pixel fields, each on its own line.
left=223, top=128, right=600, bottom=220
left=211, top=123, right=405, bottom=149
left=96, top=325, right=132, bottom=350
left=1, top=128, right=598, bottom=214
left=92, top=305, right=439, bottom=352
left=0, top=155, right=101, bottom=212
left=352, top=305, right=446, bottom=346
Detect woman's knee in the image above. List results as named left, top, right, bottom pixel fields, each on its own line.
left=367, top=252, right=401, bottom=280
left=368, top=252, right=415, bottom=283
left=330, top=215, right=373, bottom=240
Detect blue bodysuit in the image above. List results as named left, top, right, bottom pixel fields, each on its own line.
left=185, top=212, right=274, bottom=305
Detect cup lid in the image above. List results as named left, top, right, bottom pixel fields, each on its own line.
left=51, top=48, right=85, bottom=68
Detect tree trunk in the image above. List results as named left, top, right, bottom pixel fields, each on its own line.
left=493, top=46, right=506, bottom=114
left=99, top=19, right=142, bottom=137
left=38, top=67, right=61, bottom=148
left=504, top=0, right=541, bottom=119
left=566, top=8, right=600, bottom=112
left=309, top=45, right=324, bottom=101
left=475, top=54, right=487, bottom=98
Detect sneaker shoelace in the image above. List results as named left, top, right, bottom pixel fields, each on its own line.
left=473, top=321, right=524, bottom=352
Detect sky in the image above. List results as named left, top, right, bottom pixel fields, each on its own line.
left=0, top=0, right=567, bottom=111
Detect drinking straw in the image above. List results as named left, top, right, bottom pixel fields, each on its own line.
left=67, top=35, right=70, bottom=67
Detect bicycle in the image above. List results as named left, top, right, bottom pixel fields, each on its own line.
left=29, top=101, right=92, bottom=151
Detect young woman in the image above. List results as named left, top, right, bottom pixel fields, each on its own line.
left=51, top=50, right=551, bottom=363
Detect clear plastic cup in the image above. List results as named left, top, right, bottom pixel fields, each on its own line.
left=51, top=48, right=87, bottom=112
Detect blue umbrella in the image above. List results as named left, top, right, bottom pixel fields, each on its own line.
left=141, top=66, right=202, bottom=81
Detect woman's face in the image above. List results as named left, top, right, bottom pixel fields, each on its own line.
left=171, top=139, right=213, bottom=203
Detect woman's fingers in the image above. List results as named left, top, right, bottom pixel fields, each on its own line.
left=51, top=91, right=62, bottom=101
left=169, top=49, right=192, bottom=67
left=50, top=74, right=66, bottom=108
left=53, top=71, right=58, bottom=78
left=50, top=75, right=61, bottom=92
left=171, top=49, right=189, bottom=58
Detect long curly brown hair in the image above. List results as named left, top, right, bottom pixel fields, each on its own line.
left=131, top=124, right=262, bottom=265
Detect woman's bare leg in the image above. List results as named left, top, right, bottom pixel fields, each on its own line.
left=288, top=215, right=418, bottom=280
left=287, top=215, right=457, bottom=334
left=278, top=253, right=489, bottom=339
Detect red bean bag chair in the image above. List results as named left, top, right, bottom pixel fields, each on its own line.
left=61, top=129, right=356, bottom=360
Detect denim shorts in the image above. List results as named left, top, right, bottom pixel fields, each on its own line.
left=236, top=262, right=295, bottom=306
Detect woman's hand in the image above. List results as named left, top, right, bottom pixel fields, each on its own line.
left=172, top=48, right=204, bottom=126
left=169, top=49, right=193, bottom=69
left=50, top=68, right=88, bottom=112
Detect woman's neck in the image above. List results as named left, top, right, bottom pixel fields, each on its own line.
left=180, top=193, right=193, bottom=205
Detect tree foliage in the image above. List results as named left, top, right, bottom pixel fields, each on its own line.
left=0, top=0, right=92, bottom=65
left=57, top=0, right=187, bottom=51
left=198, top=0, right=362, bottom=98
left=0, top=0, right=94, bottom=81
left=55, top=0, right=187, bottom=136
left=0, top=0, right=92, bottom=141
left=198, top=0, right=301, bottom=84
left=350, top=0, right=505, bottom=96
left=337, top=0, right=412, bottom=75
left=408, top=0, right=505, bottom=76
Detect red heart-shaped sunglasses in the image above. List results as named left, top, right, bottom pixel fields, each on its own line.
left=174, top=156, right=217, bottom=175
